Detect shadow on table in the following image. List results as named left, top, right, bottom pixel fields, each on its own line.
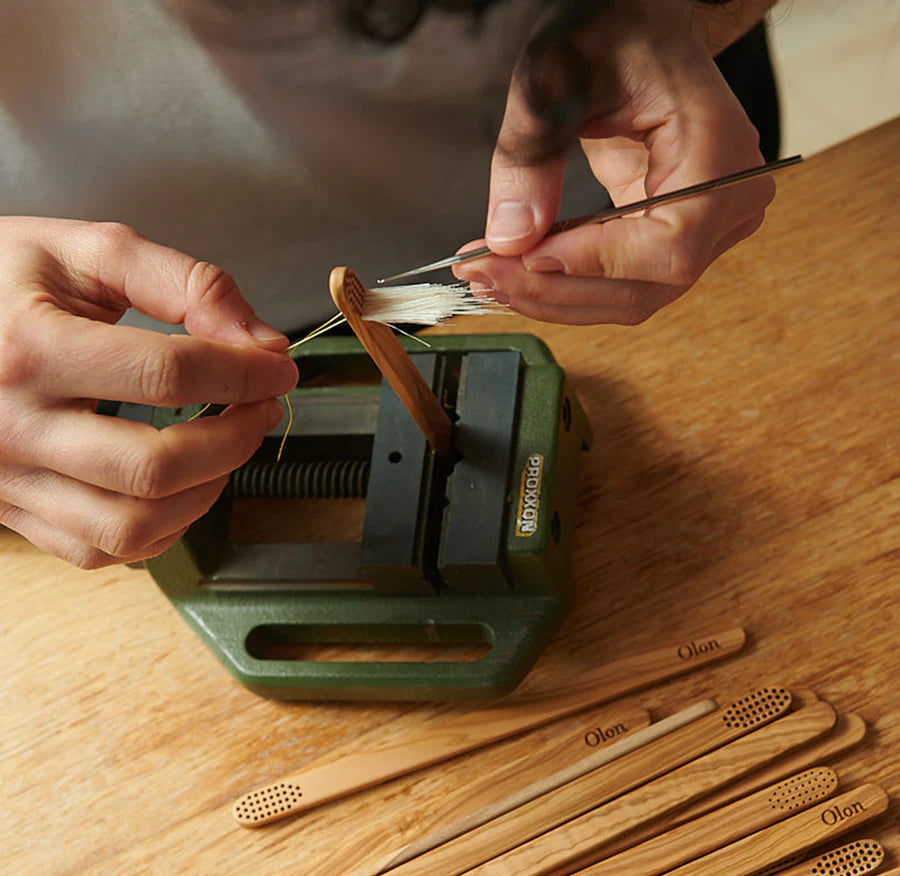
left=540, top=370, right=789, bottom=676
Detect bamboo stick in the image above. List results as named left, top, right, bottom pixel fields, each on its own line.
left=664, top=784, right=889, bottom=876
left=387, top=686, right=793, bottom=876
left=771, top=839, right=884, bottom=875
left=374, top=701, right=715, bottom=873
left=468, top=701, right=836, bottom=875
left=576, top=767, right=839, bottom=876
left=233, top=627, right=745, bottom=827
left=594, top=710, right=866, bottom=859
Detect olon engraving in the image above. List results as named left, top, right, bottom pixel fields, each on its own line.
left=584, top=722, right=628, bottom=747
left=677, top=638, right=722, bottom=660
left=821, top=800, right=866, bottom=825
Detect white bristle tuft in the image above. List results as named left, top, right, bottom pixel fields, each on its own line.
left=360, top=283, right=505, bottom=326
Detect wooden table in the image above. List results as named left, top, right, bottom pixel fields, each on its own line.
left=3, top=118, right=898, bottom=875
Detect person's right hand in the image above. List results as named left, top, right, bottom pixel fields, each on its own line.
left=0, top=217, right=298, bottom=568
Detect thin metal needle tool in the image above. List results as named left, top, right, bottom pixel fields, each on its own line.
left=377, top=154, right=802, bottom=285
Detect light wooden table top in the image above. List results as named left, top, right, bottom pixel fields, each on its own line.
left=3, top=118, right=898, bottom=875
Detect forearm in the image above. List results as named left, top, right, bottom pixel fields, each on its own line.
left=692, top=0, right=780, bottom=55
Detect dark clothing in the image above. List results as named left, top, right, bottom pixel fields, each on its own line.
left=716, top=22, right=782, bottom=161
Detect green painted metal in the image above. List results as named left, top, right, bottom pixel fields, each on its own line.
left=144, top=334, right=591, bottom=701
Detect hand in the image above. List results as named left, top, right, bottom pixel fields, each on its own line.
left=454, top=0, right=776, bottom=325
left=0, top=217, right=298, bottom=568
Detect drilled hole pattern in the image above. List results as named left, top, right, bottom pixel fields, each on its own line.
left=345, top=271, right=366, bottom=315
left=768, top=768, right=838, bottom=811
left=757, top=841, right=885, bottom=876
left=810, top=840, right=885, bottom=874
left=722, top=686, right=791, bottom=729
left=234, top=782, right=304, bottom=823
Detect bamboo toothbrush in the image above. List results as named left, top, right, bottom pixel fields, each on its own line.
left=232, top=627, right=745, bottom=827
left=329, top=266, right=457, bottom=461
left=663, top=784, right=890, bottom=876
left=577, top=767, right=839, bottom=876
left=467, top=700, right=837, bottom=876
left=594, top=709, right=866, bottom=860
left=372, top=700, right=716, bottom=874
left=386, top=686, right=794, bottom=876
left=329, top=703, right=651, bottom=876
left=770, top=839, right=885, bottom=876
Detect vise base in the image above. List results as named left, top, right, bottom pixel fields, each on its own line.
left=144, top=333, right=591, bottom=701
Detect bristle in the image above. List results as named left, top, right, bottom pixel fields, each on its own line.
left=360, top=283, right=505, bottom=326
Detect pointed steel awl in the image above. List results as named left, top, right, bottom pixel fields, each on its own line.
left=377, top=155, right=802, bottom=285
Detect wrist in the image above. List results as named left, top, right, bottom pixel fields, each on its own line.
left=691, top=0, right=778, bottom=55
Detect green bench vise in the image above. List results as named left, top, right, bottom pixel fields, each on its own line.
left=142, top=333, right=591, bottom=701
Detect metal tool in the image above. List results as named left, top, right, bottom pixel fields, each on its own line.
left=139, top=332, right=591, bottom=701
left=378, top=155, right=802, bottom=284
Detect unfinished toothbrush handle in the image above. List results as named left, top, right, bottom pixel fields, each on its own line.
left=361, top=319, right=455, bottom=461
left=594, top=710, right=867, bottom=861
left=233, top=702, right=647, bottom=830
left=330, top=266, right=455, bottom=461
left=232, top=738, right=483, bottom=828
left=580, top=766, right=839, bottom=876
left=389, top=686, right=794, bottom=876
left=665, top=784, right=890, bottom=876
left=232, top=627, right=745, bottom=827
left=773, top=839, right=885, bottom=876
left=375, top=701, right=712, bottom=874
left=463, top=699, right=833, bottom=876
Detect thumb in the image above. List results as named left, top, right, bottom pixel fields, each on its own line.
left=486, top=80, right=568, bottom=257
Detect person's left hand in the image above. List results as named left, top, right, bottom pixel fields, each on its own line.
left=454, top=0, right=775, bottom=326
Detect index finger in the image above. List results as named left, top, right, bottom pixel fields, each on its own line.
left=520, top=173, right=775, bottom=285
left=31, top=313, right=298, bottom=406
left=26, top=218, right=289, bottom=349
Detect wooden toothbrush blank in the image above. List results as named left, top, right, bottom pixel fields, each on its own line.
left=467, top=700, right=837, bottom=876
left=372, top=700, right=714, bottom=874
left=232, top=627, right=745, bottom=827
left=594, top=709, right=866, bottom=860
left=772, top=839, right=885, bottom=876
left=386, top=685, right=793, bottom=876
left=663, top=784, right=890, bottom=876
left=329, top=266, right=455, bottom=461
left=577, top=766, right=839, bottom=876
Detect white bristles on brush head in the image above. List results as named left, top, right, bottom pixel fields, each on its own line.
left=359, top=282, right=504, bottom=326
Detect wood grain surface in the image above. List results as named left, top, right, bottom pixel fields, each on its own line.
left=772, top=839, right=886, bottom=876
left=389, top=687, right=796, bottom=876
left=229, top=628, right=739, bottom=828
left=468, top=701, right=836, bottom=876
left=329, top=265, right=455, bottom=461
left=1, top=118, right=898, bottom=875
left=580, top=766, right=841, bottom=876
left=664, top=784, right=890, bottom=876
left=592, top=709, right=868, bottom=860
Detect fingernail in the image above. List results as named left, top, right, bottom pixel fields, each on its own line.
left=526, top=256, right=565, bottom=274
left=243, top=317, right=287, bottom=344
left=461, top=272, right=495, bottom=294
left=487, top=200, right=535, bottom=243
